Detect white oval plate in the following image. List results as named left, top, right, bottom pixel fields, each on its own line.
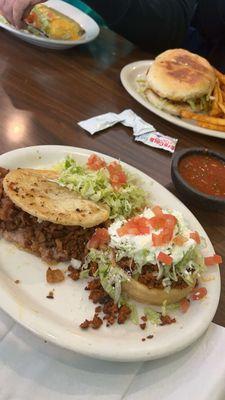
left=0, top=0, right=99, bottom=49
left=121, top=60, right=225, bottom=139
left=0, top=145, right=220, bottom=361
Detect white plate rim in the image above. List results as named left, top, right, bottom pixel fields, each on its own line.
left=120, top=60, right=225, bottom=140
left=0, top=0, right=100, bottom=46
left=0, top=145, right=221, bottom=362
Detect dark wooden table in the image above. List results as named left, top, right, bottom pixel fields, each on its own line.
left=0, top=27, right=224, bottom=326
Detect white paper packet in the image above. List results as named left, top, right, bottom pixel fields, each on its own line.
left=78, top=109, right=177, bottom=153
left=135, top=132, right=177, bottom=153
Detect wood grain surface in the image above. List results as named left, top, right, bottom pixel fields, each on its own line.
left=0, top=27, right=224, bottom=326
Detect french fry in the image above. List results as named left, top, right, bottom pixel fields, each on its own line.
left=197, top=121, right=225, bottom=132
left=214, top=68, right=225, bottom=86
left=221, top=91, right=225, bottom=102
left=218, top=102, right=225, bottom=114
left=210, top=81, right=221, bottom=116
left=180, top=109, right=225, bottom=126
left=217, top=82, right=223, bottom=104
left=216, top=80, right=225, bottom=115
left=210, top=103, right=221, bottom=117
left=220, top=83, right=225, bottom=94
left=180, top=68, right=225, bottom=131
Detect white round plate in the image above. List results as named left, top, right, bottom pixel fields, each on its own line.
left=0, top=145, right=220, bottom=361
left=0, top=0, right=99, bottom=49
left=121, top=60, right=225, bottom=139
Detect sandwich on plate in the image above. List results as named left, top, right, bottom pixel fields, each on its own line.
left=137, top=48, right=216, bottom=116
left=0, top=167, right=109, bottom=263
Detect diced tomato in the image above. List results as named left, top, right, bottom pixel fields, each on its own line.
left=27, top=10, right=42, bottom=27
left=179, top=298, right=190, bottom=313
left=164, top=214, right=177, bottom=229
left=150, top=215, right=176, bottom=231
left=107, top=161, right=121, bottom=174
left=26, top=13, right=34, bottom=23
left=111, top=173, right=127, bottom=188
left=173, top=235, right=188, bottom=246
left=117, top=216, right=151, bottom=236
left=152, top=232, right=161, bottom=246
left=88, top=228, right=109, bottom=249
left=152, top=227, right=174, bottom=247
left=152, top=231, right=165, bottom=246
left=164, top=227, right=174, bottom=242
left=87, top=236, right=98, bottom=249
left=149, top=216, right=166, bottom=230
left=190, top=231, right=201, bottom=244
left=152, top=205, right=163, bottom=216
left=157, top=252, right=173, bottom=265
left=118, top=225, right=140, bottom=236
left=204, top=254, right=223, bottom=266
left=47, top=11, right=54, bottom=18
left=87, top=154, right=106, bottom=171
left=150, top=213, right=177, bottom=246
left=191, top=287, right=207, bottom=300
left=134, top=217, right=151, bottom=234
left=26, top=11, right=40, bottom=26
left=107, top=161, right=127, bottom=189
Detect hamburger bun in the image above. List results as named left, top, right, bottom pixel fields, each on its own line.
left=3, top=168, right=109, bottom=228
left=122, top=278, right=195, bottom=305
left=146, top=48, right=216, bottom=102
left=145, top=87, right=202, bottom=116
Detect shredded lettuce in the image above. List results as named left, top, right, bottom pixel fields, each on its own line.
left=56, top=156, right=146, bottom=219
left=112, top=241, right=205, bottom=291
left=152, top=245, right=206, bottom=290
left=0, top=15, right=9, bottom=24
left=0, top=12, right=45, bottom=36
left=114, top=241, right=205, bottom=290
left=161, top=300, right=179, bottom=317
left=115, top=243, right=136, bottom=262
left=200, top=96, right=209, bottom=112
left=187, top=96, right=210, bottom=113
left=119, top=296, right=139, bottom=324
left=79, top=270, right=89, bottom=279
left=32, top=5, right=50, bottom=30
left=161, top=300, right=168, bottom=317
left=100, top=265, right=129, bottom=304
left=83, top=249, right=130, bottom=303
left=144, top=307, right=161, bottom=325
left=136, top=74, right=149, bottom=95
left=116, top=244, right=157, bottom=273
left=133, top=248, right=156, bottom=269
left=128, top=303, right=139, bottom=325
left=175, top=246, right=206, bottom=286
left=187, top=99, right=197, bottom=111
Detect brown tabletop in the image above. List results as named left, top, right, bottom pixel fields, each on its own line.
left=0, top=27, right=224, bottom=327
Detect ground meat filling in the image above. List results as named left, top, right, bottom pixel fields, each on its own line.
left=0, top=167, right=97, bottom=263
left=79, top=276, right=132, bottom=329
left=70, top=264, right=176, bottom=330
left=118, top=257, right=188, bottom=289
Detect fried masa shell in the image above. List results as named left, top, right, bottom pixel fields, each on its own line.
left=122, top=278, right=195, bottom=305
left=3, top=169, right=109, bottom=228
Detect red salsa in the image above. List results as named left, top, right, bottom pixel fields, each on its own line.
left=179, top=154, right=225, bottom=197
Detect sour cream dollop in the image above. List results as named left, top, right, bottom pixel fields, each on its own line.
left=108, top=207, right=196, bottom=266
